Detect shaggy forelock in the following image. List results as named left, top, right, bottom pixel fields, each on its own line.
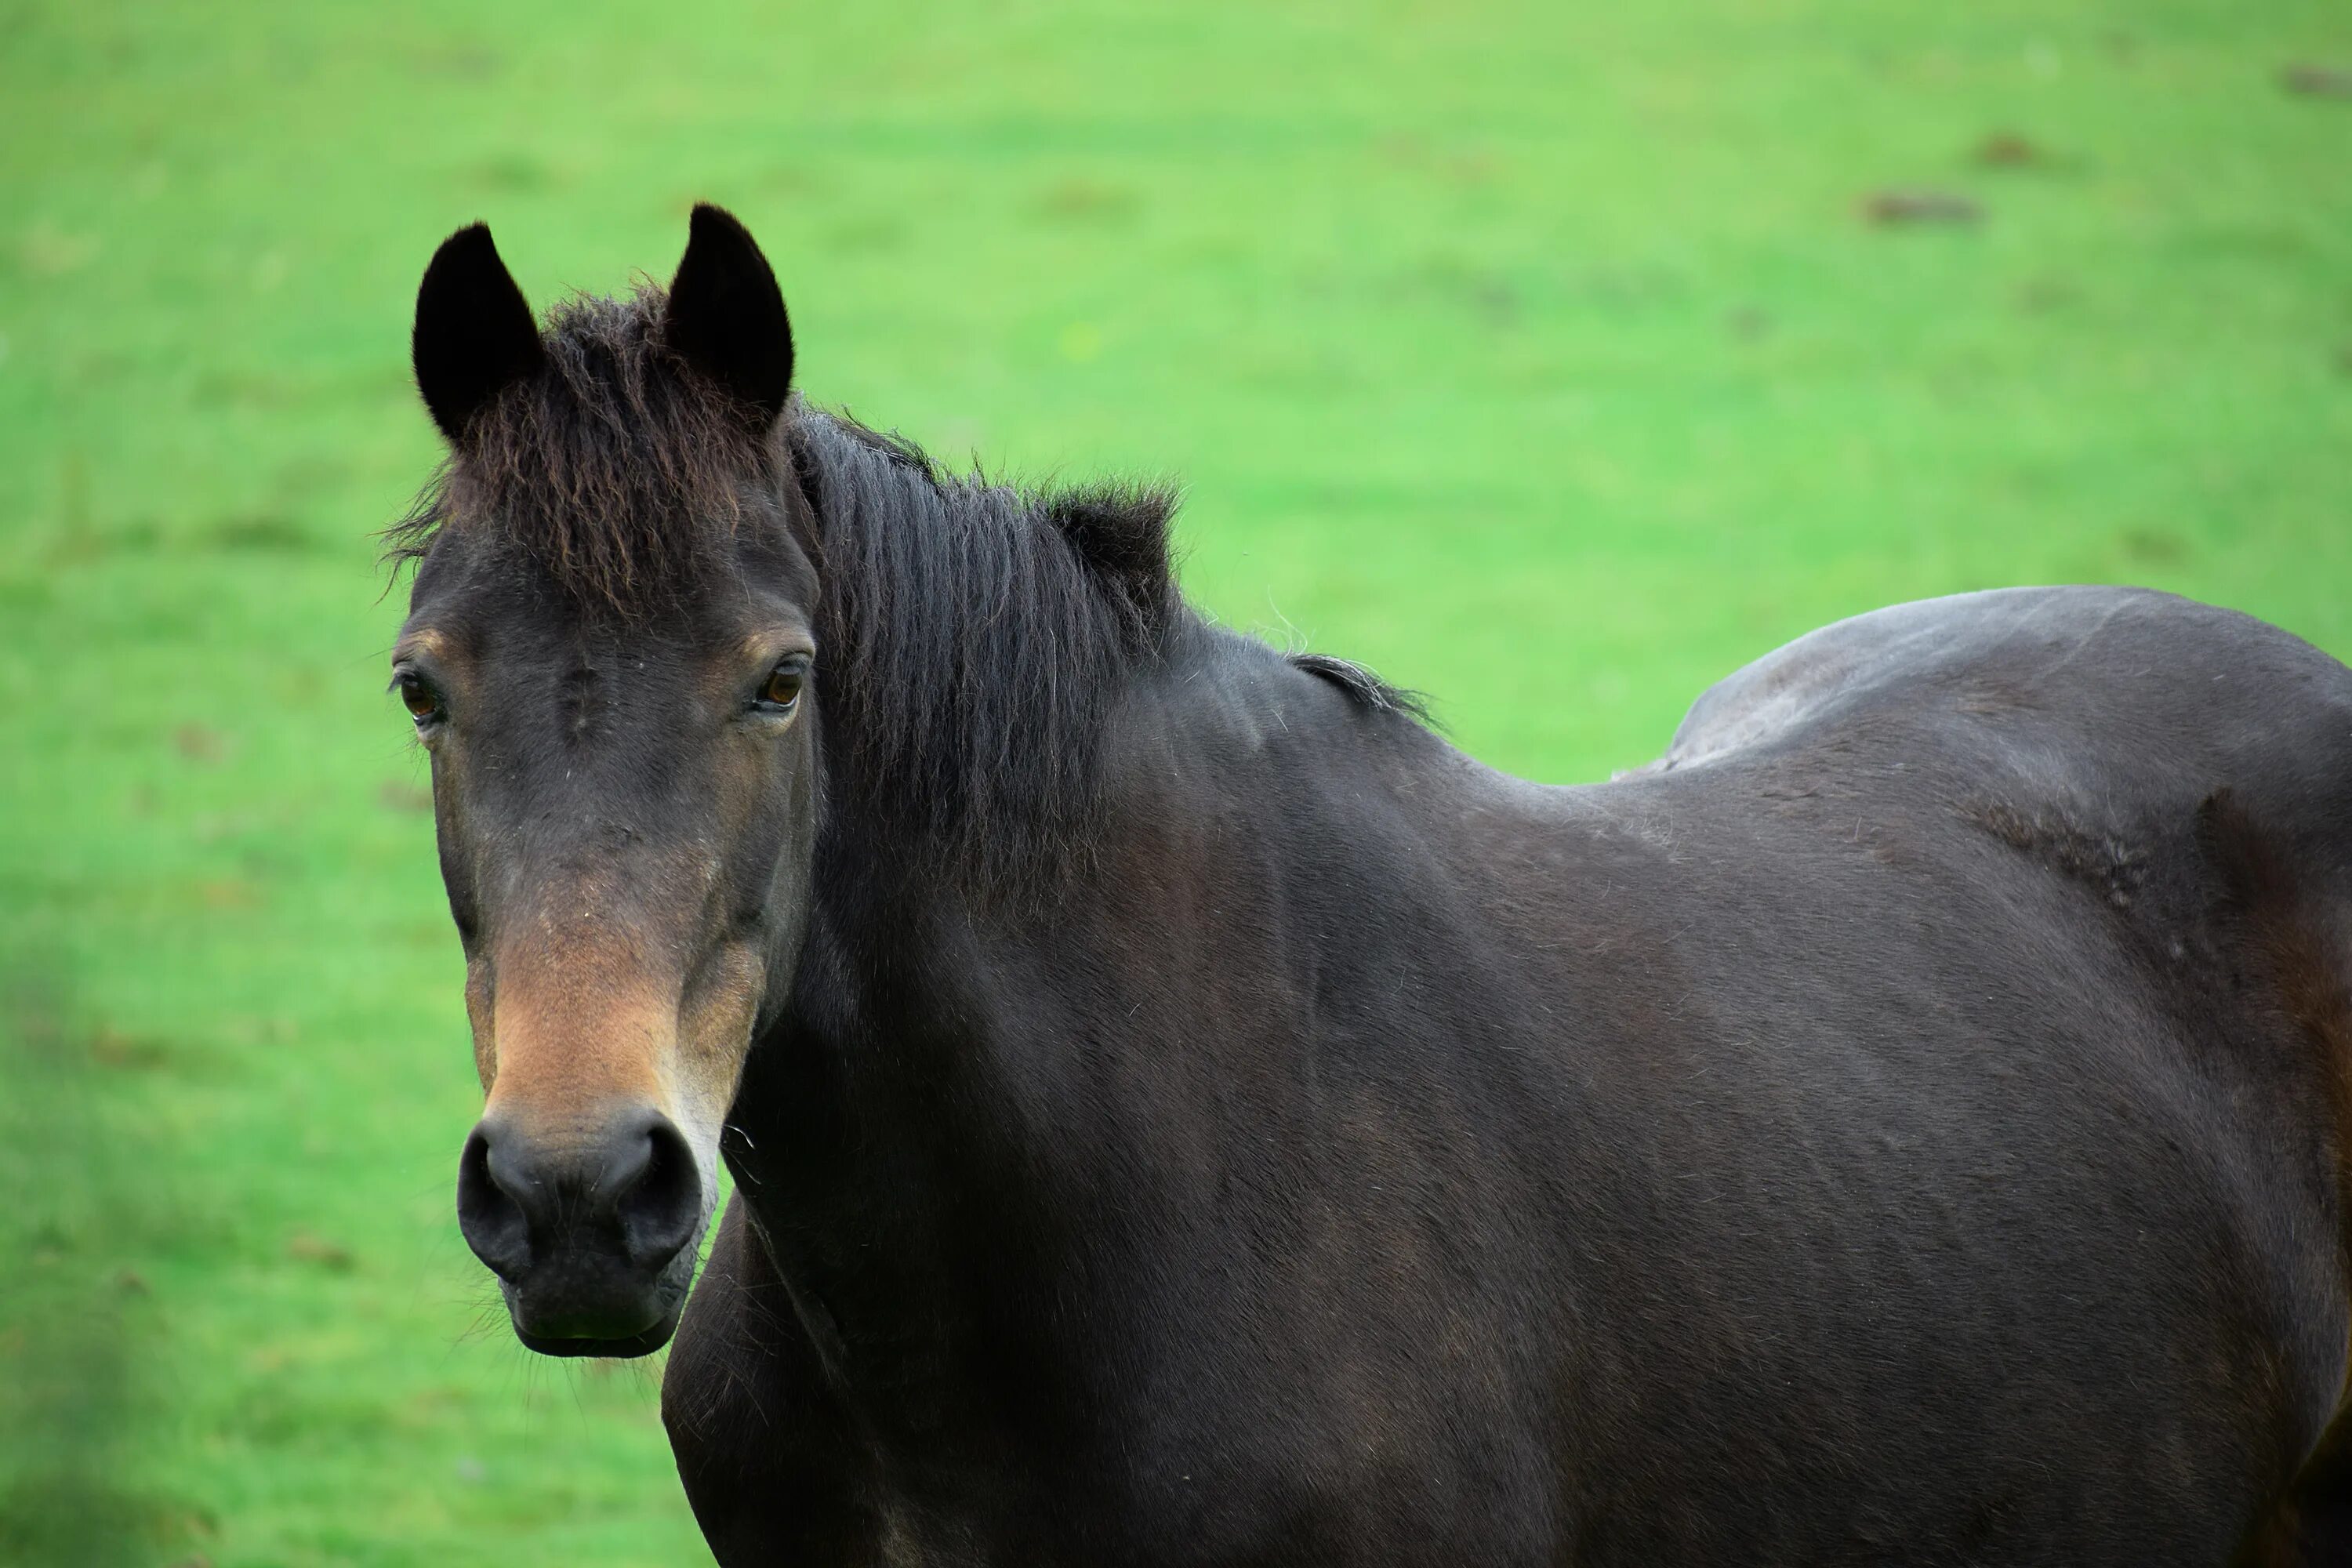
left=387, top=285, right=779, bottom=613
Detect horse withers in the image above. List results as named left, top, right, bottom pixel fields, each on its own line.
left=390, top=205, right=2352, bottom=1563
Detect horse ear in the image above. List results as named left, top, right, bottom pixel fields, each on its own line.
left=664, top=203, right=794, bottom=431
left=412, top=223, right=544, bottom=446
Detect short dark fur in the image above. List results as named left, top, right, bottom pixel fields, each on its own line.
left=396, top=211, right=2352, bottom=1566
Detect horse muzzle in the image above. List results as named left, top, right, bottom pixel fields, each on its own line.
left=455, top=1107, right=706, bottom=1356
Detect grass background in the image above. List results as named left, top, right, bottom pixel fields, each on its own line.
left=3, top=0, right=2348, bottom=1562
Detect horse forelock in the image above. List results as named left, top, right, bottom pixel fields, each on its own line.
left=387, top=284, right=780, bottom=616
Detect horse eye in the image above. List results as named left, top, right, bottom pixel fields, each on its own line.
left=758, top=664, right=804, bottom=711
left=397, top=673, right=442, bottom=724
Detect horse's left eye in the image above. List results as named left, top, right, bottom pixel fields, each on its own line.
left=758, top=663, right=804, bottom=712
left=397, top=673, right=442, bottom=724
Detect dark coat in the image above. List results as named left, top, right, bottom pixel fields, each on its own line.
left=666, top=586, right=2352, bottom=1566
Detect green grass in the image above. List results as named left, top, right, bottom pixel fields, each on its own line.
left=4, top=0, right=2349, bottom=1561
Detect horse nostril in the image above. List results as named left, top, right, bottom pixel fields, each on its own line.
left=455, top=1111, right=701, bottom=1289
left=456, top=1123, right=533, bottom=1280
left=614, top=1115, right=702, bottom=1269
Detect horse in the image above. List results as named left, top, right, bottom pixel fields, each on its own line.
left=388, top=204, right=2352, bottom=1564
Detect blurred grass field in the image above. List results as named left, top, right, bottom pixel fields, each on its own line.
left=3, top=0, right=2349, bottom=1562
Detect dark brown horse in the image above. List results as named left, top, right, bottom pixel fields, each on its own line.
left=390, top=205, right=2352, bottom=1564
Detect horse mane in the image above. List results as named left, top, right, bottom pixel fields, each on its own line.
left=785, top=409, right=1185, bottom=879
left=384, top=281, right=1423, bottom=884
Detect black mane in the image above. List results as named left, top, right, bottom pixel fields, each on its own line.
left=387, top=282, right=1423, bottom=882
left=785, top=409, right=1188, bottom=878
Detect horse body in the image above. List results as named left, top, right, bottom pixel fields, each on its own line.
left=390, top=210, right=2352, bottom=1564
left=666, top=586, right=2352, bottom=1564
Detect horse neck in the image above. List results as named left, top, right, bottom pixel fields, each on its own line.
left=724, top=639, right=1436, bottom=1396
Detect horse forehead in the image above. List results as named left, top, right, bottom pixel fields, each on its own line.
left=430, top=590, right=746, bottom=677
left=413, top=506, right=810, bottom=620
